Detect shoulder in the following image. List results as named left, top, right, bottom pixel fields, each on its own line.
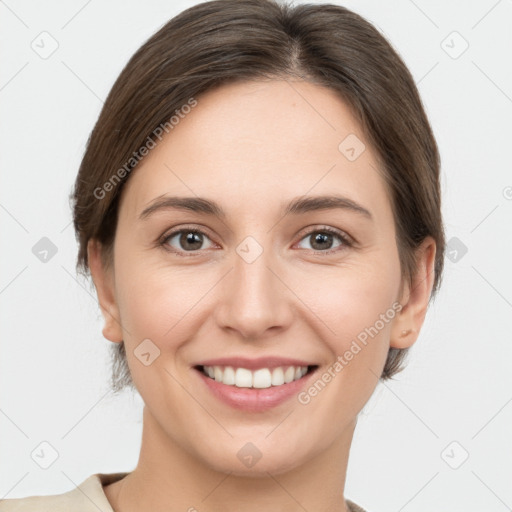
left=347, top=498, right=369, bottom=512
left=0, top=472, right=129, bottom=512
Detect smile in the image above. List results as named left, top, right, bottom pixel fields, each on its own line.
left=197, top=364, right=318, bottom=388
left=193, top=363, right=320, bottom=412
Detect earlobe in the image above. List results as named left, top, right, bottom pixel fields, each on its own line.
left=87, top=239, right=124, bottom=343
left=390, top=237, right=436, bottom=349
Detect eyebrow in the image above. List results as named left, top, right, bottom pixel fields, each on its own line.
left=139, top=194, right=373, bottom=221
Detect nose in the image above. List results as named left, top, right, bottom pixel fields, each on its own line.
left=213, top=244, right=294, bottom=341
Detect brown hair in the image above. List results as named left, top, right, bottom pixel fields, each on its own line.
left=71, top=0, right=445, bottom=392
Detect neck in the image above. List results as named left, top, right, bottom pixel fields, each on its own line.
left=108, top=406, right=355, bottom=512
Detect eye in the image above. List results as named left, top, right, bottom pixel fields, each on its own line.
left=295, top=226, right=352, bottom=255
left=159, top=225, right=353, bottom=257
left=161, top=227, right=216, bottom=256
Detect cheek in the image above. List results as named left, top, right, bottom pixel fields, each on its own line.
left=294, top=251, right=400, bottom=397
left=295, top=278, right=397, bottom=422
left=112, top=260, right=208, bottom=400
left=114, top=251, right=219, bottom=350
left=295, top=253, right=400, bottom=343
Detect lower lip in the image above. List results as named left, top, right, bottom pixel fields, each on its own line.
left=194, top=367, right=318, bottom=412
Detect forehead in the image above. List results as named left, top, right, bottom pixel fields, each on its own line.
left=119, top=79, right=390, bottom=223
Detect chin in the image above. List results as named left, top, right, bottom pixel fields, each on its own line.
left=201, top=440, right=310, bottom=478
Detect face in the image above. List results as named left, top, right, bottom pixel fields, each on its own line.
left=90, top=79, right=434, bottom=476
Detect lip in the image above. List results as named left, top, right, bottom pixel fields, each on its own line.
left=192, top=356, right=317, bottom=371
left=193, top=364, right=319, bottom=412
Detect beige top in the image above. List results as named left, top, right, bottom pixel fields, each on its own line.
left=0, top=472, right=368, bottom=511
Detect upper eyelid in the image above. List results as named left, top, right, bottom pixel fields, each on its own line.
left=295, top=225, right=353, bottom=244
left=162, top=224, right=217, bottom=243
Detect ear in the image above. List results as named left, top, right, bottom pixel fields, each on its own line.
left=87, top=239, right=124, bottom=343
left=390, top=236, right=436, bottom=349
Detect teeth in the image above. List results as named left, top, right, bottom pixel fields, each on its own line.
left=201, top=365, right=310, bottom=388
left=223, top=366, right=235, bottom=385
left=271, top=367, right=284, bottom=386
left=284, top=366, right=295, bottom=383
left=235, top=368, right=253, bottom=387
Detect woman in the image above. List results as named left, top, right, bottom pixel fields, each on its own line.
left=0, top=0, right=444, bottom=510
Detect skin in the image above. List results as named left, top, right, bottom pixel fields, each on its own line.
left=88, top=79, right=436, bottom=512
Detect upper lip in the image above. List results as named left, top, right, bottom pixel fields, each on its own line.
left=193, top=356, right=318, bottom=371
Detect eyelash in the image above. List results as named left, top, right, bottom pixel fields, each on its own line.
left=158, top=225, right=354, bottom=257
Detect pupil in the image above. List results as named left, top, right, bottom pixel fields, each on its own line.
left=181, top=231, right=202, bottom=250
left=312, top=232, right=332, bottom=250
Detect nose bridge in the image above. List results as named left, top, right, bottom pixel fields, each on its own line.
left=235, top=238, right=275, bottom=301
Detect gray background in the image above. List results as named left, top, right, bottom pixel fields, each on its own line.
left=1, top=0, right=511, bottom=510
